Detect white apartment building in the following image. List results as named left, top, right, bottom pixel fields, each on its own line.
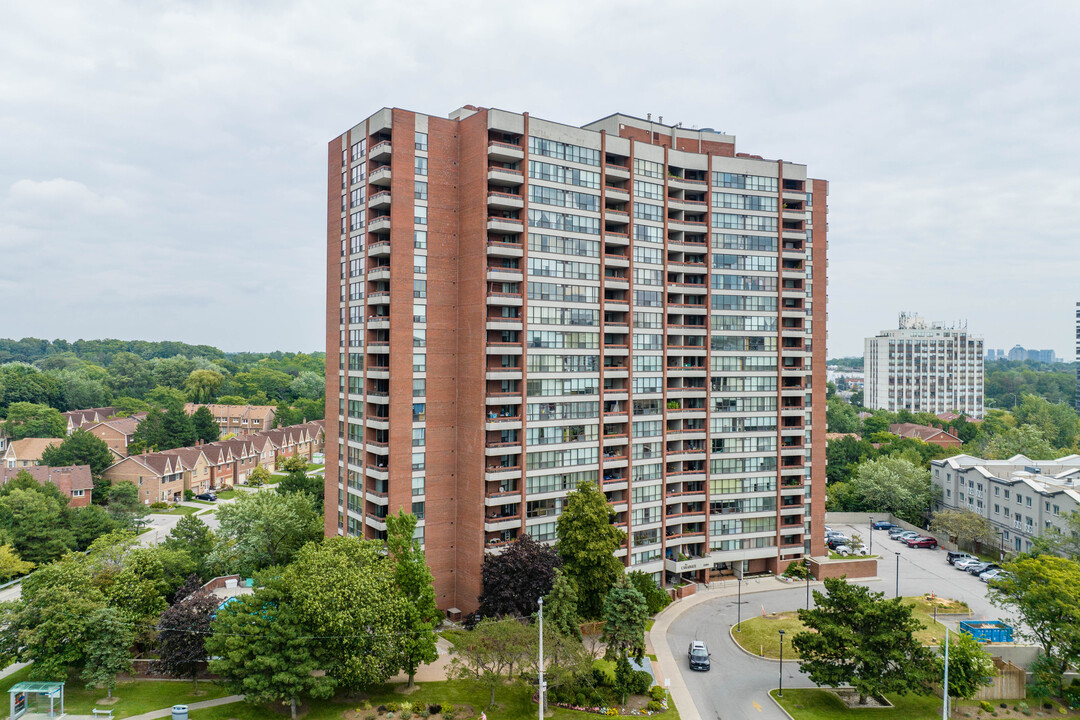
left=932, top=454, right=1080, bottom=554
left=864, top=314, right=983, bottom=418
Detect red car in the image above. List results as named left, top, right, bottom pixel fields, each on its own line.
left=906, top=536, right=938, bottom=549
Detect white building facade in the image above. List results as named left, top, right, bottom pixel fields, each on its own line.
left=864, top=314, right=984, bottom=417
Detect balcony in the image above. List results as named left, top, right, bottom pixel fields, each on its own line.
left=604, top=253, right=629, bottom=268
left=486, top=238, right=524, bottom=258
left=365, top=465, right=389, bottom=481
left=486, top=266, right=524, bottom=283
left=368, top=141, right=392, bottom=161
left=603, top=230, right=630, bottom=245
left=487, top=191, right=524, bottom=210
left=486, top=291, right=523, bottom=307
left=604, top=163, right=630, bottom=180
left=368, top=216, right=391, bottom=233
left=667, top=176, right=707, bottom=192
left=605, top=186, right=630, bottom=202
left=604, top=208, right=630, bottom=225
left=369, top=166, right=392, bottom=186
left=485, top=465, right=521, bottom=483
left=368, top=191, right=391, bottom=209
left=488, top=141, right=524, bottom=163
left=487, top=216, right=524, bottom=234
left=366, top=291, right=390, bottom=306
left=484, top=513, right=522, bottom=532
left=367, top=266, right=390, bottom=282
left=487, top=166, right=524, bottom=185
left=368, top=240, right=391, bottom=257
left=485, top=414, right=522, bottom=431
left=486, top=343, right=522, bottom=355
left=667, top=197, right=708, bottom=213
left=366, top=316, right=389, bottom=330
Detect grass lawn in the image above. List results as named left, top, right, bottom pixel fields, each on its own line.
left=214, top=489, right=238, bottom=500
left=732, top=597, right=952, bottom=658
left=731, top=611, right=806, bottom=659
left=306, top=463, right=325, bottom=472
left=0, top=667, right=230, bottom=720
left=189, top=679, right=680, bottom=720
left=150, top=505, right=201, bottom=516
left=770, top=689, right=942, bottom=719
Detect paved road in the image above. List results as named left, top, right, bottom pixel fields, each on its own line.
left=659, top=523, right=1004, bottom=720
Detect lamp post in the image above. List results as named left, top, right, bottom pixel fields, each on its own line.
left=869, top=516, right=874, bottom=555
left=804, top=557, right=811, bottom=610
left=895, top=551, right=901, bottom=597
left=736, top=574, right=742, bottom=632
left=538, top=597, right=544, bottom=720
left=778, top=630, right=785, bottom=698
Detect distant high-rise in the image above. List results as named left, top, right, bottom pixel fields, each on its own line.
left=864, top=314, right=983, bottom=418
left=324, top=105, right=828, bottom=612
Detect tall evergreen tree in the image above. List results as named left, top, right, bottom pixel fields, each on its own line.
left=556, top=482, right=626, bottom=619
left=190, top=406, right=220, bottom=444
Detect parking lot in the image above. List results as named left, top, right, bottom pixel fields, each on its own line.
left=661, top=522, right=1005, bottom=720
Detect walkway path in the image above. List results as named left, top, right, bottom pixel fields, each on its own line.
left=122, top=695, right=245, bottom=720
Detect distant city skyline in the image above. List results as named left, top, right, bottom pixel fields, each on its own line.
left=2, top=2, right=1079, bottom=356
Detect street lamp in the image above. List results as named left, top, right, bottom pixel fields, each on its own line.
left=736, top=573, right=742, bottom=632
left=804, top=557, right=811, bottom=610
left=778, top=630, right=785, bottom=698
left=869, top=516, right=874, bottom=555
left=895, top=551, right=901, bottom=598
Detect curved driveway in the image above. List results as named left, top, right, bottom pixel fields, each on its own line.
left=652, top=523, right=1005, bottom=720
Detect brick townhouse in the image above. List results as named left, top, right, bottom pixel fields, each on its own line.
left=104, top=452, right=185, bottom=504
left=0, top=465, right=94, bottom=506
left=62, top=407, right=118, bottom=433
left=2, top=437, right=62, bottom=468
left=160, top=446, right=213, bottom=496
left=184, top=403, right=276, bottom=436
left=86, top=416, right=142, bottom=458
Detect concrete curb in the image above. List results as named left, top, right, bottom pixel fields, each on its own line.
left=767, top=692, right=797, bottom=720
left=122, top=695, right=245, bottom=720
left=728, top=625, right=797, bottom=664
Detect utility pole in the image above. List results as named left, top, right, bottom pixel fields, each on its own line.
left=538, top=597, right=545, bottom=720
left=942, top=625, right=950, bottom=719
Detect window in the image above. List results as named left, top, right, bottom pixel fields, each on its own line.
left=413, top=379, right=426, bottom=397
left=633, top=202, right=663, bottom=222
left=412, top=428, right=425, bottom=447
left=414, top=280, right=427, bottom=298
left=414, top=254, right=427, bottom=275
left=415, top=205, right=427, bottom=225
left=528, top=137, right=600, bottom=166
left=414, top=230, right=427, bottom=249
left=413, top=353, right=426, bottom=372
left=634, top=159, right=663, bottom=179
left=412, top=452, right=425, bottom=471
left=528, top=160, right=600, bottom=189
left=415, top=157, right=428, bottom=176
left=413, top=404, right=426, bottom=422
left=415, top=181, right=428, bottom=200
left=415, top=132, right=428, bottom=151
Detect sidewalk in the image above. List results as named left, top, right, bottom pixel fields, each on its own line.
left=647, top=578, right=812, bottom=720
left=123, top=695, right=245, bottom=720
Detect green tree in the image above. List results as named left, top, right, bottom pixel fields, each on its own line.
left=989, top=555, right=1080, bottom=695
left=0, top=362, right=62, bottom=411
left=207, top=578, right=336, bottom=720
left=835, top=456, right=932, bottom=525
left=185, top=370, right=224, bottom=404
left=601, top=576, right=648, bottom=662
left=276, top=454, right=323, bottom=504
left=930, top=509, right=1000, bottom=553
left=207, top=491, right=322, bottom=577
left=80, top=606, right=135, bottom=699
left=52, top=368, right=110, bottom=410
left=556, top=482, right=626, bottom=619
left=190, top=405, right=220, bottom=444
left=1032, top=510, right=1080, bottom=560
left=937, top=630, right=994, bottom=712
left=825, top=435, right=877, bottom=485
left=157, top=585, right=220, bottom=691
left=247, top=465, right=271, bottom=487
left=0, top=488, right=76, bottom=564
left=70, top=505, right=119, bottom=549
left=386, top=510, right=440, bottom=688
left=2, top=402, right=66, bottom=440
left=543, top=568, right=581, bottom=641
left=106, top=481, right=146, bottom=526
left=160, top=401, right=196, bottom=449
left=982, top=424, right=1058, bottom=460
left=152, top=356, right=196, bottom=390
left=283, top=537, right=408, bottom=692
left=793, top=578, right=934, bottom=705
left=826, top=396, right=861, bottom=434
left=1012, top=394, right=1080, bottom=449
left=129, top=407, right=166, bottom=454
left=107, top=352, right=154, bottom=398
left=289, top=371, right=324, bottom=400
left=41, top=429, right=115, bottom=478
left=449, top=617, right=533, bottom=707
left=163, top=514, right=215, bottom=580
left=627, top=570, right=670, bottom=616
left=0, top=544, right=34, bottom=581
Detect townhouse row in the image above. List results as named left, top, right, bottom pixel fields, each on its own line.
left=103, top=421, right=325, bottom=504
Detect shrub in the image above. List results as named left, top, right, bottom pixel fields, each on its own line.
left=419, top=711, right=430, bottom=719
left=629, top=670, right=652, bottom=695
left=401, top=713, right=412, bottom=720
left=650, top=686, right=666, bottom=702
left=442, top=708, right=454, bottom=720
left=575, top=693, right=587, bottom=707
left=980, top=701, right=994, bottom=713
left=184, top=489, right=195, bottom=501
left=377, top=707, right=387, bottom=714
left=400, top=703, right=412, bottom=714
left=782, top=560, right=808, bottom=579
left=646, top=701, right=664, bottom=713
left=427, top=705, right=441, bottom=715
left=150, top=501, right=169, bottom=509
left=593, top=666, right=612, bottom=687
left=387, top=703, right=400, bottom=713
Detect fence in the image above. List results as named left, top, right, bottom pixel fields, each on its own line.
left=973, top=658, right=1026, bottom=701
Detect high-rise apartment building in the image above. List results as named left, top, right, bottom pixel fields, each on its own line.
left=324, top=106, right=828, bottom=613
left=864, top=314, right=984, bottom=418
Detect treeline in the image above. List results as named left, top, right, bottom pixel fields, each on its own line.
left=0, top=337, right=325, bottom=425
left=986, top=359, right=1077, bottom=408
left=825, top=393, right=1080, bottom=522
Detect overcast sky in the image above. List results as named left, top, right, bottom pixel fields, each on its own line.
left=2, top=1, right=1078, bottom=357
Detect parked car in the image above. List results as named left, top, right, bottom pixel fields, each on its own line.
left=687, top=640, right=711, bottom=671
left=947, top=551, right=974, bottom=566
left=888, top=528, right=915, bottom=540
left=979, top=568, right=1003, bottom=583
left=968, top=562, right=1000, bottom=576
left=954, top=558, right=983, bottom=571
left=906, top=536, right=938, bottom=549
left=195, top=492, right=217, bottom=501
left=827, top=536, right=851, bottom=550
left=833, top=545, right=852, bottom=556
left=894, top=531, right=920, bottom=543
left=824, top=525, right=833, bottom=534
left=872, top=521, right=897, bottom=530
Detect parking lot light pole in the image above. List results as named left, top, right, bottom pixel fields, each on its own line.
left=869, top=516, right=874, bottom=555
left=895, top=551, right=901, bottom=597
left=804, top=558, right=810, bottom=610
left=736, top=575, right=742, bottom=632
left=778, top=630, right=785, bottom=698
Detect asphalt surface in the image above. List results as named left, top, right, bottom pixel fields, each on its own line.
left=662, top=523, right=1004, bottom=720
